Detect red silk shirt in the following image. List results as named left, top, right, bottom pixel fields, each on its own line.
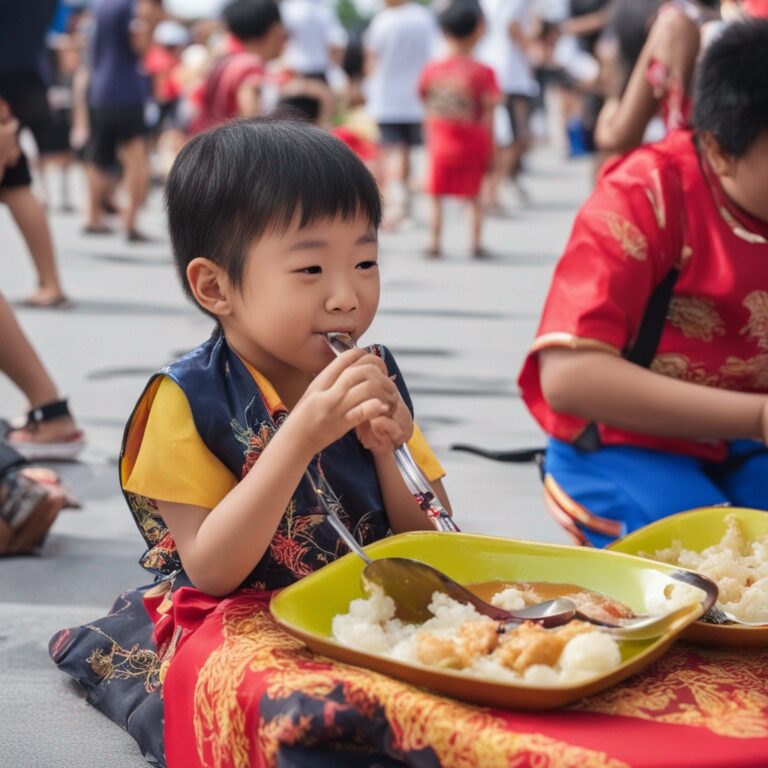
left=518, top=131, right=768, bottom=461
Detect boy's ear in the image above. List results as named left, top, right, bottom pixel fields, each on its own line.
left=187, top=258, right=232, bottom=316
left=699, top=131, right=737, bottom=178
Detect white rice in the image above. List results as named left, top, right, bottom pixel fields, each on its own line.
left=644, top=513, right=768, bottom=623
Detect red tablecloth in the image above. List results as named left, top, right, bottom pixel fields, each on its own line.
left=160, top=593, right=768, bottom=768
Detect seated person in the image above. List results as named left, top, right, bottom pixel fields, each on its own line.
left=518, top=20, right=768, bottom=547
left=52, top=117, right=451, bottom=765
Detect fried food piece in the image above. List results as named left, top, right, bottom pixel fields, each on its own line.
left=416, top=620, right=499, bottom=670
left=495, top=621, right=566, bottom=673
left=554, top=619, right=598, bottom=643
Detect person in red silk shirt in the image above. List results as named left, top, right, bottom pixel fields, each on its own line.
left=518, top=20, right=768, bottom=547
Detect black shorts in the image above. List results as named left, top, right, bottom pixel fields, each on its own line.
left=30, top=107, right=72, bottom=156
left=378, top=122, right=422, bottom=147
left=504, top=94, right=534, bottom=144
left=87, top=104, right=146, bottom=169
left=0, top=151, right=32, bottom=189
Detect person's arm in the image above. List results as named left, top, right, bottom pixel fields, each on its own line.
left=595, top=6, right=699, bottom=153
left=129, top=0, right=163, bottom=58
left=156, top=349, right=403, bottom=596
left=235, top=78, right=262, bottom=117
left=539, top=347, right=768, bottom=441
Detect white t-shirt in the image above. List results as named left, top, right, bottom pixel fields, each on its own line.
left=363, top=2, right=439, bottom=123
left=281, top=0, right=348, bottom=75
left=476, top=0, right=539, bottom=97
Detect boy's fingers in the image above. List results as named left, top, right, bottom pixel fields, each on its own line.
left=313, top=347, right=369, bottom=388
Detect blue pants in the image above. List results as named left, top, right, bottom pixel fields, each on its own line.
left=544, top=438, right=768, bottom=547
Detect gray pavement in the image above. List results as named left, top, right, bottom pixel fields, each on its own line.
left=0, top=143, right=590, bottom=767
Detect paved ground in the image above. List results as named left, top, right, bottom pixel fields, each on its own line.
left=0, top=143, right=591, bottom=767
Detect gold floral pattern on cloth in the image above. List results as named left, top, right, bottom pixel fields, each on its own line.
left=192, top=603, right=625, bottom=768
left=85, top=623, right=162, bottom=693
left=231, top=418, right=278, bottom=479
left=719, top=354, right=768, bottom=391
left=574, top=644, right=768, bottom=739
left=650, top=354, right=719, bottom=386
left=740, top=291, right=768, bottom=351
left=596, top=211, right=648, bottom=261
left=680, top=245, right=693, bottom=262
left=644, top=168, right=666, bottom=230
left=666, top=296, right=725, bottom=341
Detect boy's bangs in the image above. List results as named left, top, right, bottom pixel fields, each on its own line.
left=260, top=144, right=382, bottom=236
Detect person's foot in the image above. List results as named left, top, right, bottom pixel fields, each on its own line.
left=3, top=400, right=86, bottom=461
left=126, top=229, right=156, bottom=244
left=472, top=247, right=492, bottom=260
left=82, top=223, right=113, bottom=235
left=21, top=288, right=71, bottom=309
left=425, top=246, right=441, bottom=259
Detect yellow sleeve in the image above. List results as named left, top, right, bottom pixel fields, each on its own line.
left=407, top=423, right=445, bottom=482
left=122, top=376, right=237, bottom=509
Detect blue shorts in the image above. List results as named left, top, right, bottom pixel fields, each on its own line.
left=544, top=438, right=768, bottom=547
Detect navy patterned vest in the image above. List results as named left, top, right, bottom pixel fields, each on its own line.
left=120, top=330, right=412, bottom=590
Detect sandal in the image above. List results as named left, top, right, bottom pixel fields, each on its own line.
left=0, top=442, right=76, bottom=554
left=3, top=398, right=86, bottom=461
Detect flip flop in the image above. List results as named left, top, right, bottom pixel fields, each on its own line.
left=20, top=295, right=73, bottom=309
left=5, top=430, right=86, bottom=462
left=82, top=224, right=113, bottom=235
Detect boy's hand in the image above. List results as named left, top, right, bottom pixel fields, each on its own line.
left=761, top=399, right=768, bottom=445
left=288, top=348, right=401, bottom=456
left=355, top=391, right=413, bottom=453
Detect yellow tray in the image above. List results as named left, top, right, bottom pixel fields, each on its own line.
left=270, top=531, right=705, bottom=710
left=609, top=506, right=768, bottom=647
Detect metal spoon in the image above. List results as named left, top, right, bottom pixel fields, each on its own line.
left=306, top=469, right=577, bottom=627
left=577, top=570, right=719, bottom=640
left=325, top=332, right=459, bottom=532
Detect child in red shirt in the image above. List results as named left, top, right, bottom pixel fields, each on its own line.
left=418, top=0, right=500, bottom=258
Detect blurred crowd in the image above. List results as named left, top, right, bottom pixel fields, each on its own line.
left=0, top=0, right=767, bottom=554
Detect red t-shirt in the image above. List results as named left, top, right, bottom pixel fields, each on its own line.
left=188, top=51, right=264, bottom=135
left=418, top=55, right=499, bottom=161
left=518, top=131, right=768, bottom=461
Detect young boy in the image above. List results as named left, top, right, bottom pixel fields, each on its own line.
left=419, top=0, right=500, bottom=258
left=52, top=118, right=451, bottom=766
left=518, top=20, right=768, bottom=547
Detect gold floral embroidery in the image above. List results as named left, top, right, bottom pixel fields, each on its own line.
left=667, top=296, right=725, bottom=341
left=193, top=604, right=626, bottom=768
left=575, top=645, right=768, bottom=739
left=720, top=354, right=768, bottom=390
left=597, top=211, right=648, bottom=261
left=740, top=291, right=768, bottom=351
left=644, top=168, right=666, bottom=230
left=85, top=625, right=162, bottom=693
left=651, top=354, right=719, bottom=386
left=680, top=245, right=693, bottom=262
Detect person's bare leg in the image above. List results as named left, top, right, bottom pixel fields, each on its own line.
left=118, top=135, right=150, bottom=237
left=0, top=294, right=78, bottom=441
left=469, top=196, right=485, bottom=256
left=401, top=145, right=413, bottom=218
left=0, top=187, right=66, bottom=305
left=85, top=163, right=110, bottom=230
left=428, top=195, right=442, bottom=257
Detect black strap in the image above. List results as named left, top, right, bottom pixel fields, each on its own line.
left=25, top=398, right=70, bottom=427
left=572, top=267, right=679, bottom=451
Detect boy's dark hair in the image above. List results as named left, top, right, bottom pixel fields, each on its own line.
left=165, top=119, right=382, bottom=307
left=692, top=19, right=768, bottom=157
left=438, top=0, right=483, bottom=39
left=222, top=0, right=281, bottom=42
